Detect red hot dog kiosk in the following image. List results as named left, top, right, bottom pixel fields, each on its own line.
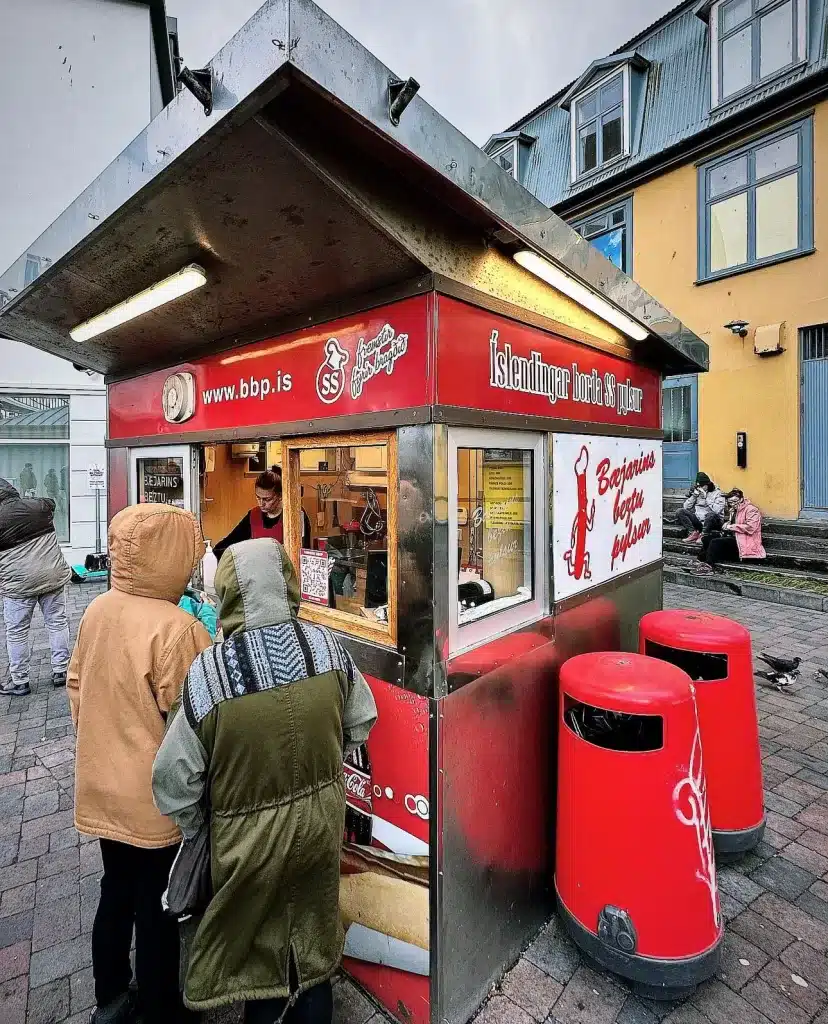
left=0, top=3, right=707, bottom=1022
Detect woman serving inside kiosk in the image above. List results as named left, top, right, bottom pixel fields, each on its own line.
left=214, top=466, right=310, bottom=562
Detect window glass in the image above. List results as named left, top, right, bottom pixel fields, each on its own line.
left=136, top=456, right=185, bottom=507
left=0, top=444, right=70, bottom=542
left=576, top=91, right=597, bottom=125
left=708, top=155, right=748, bottom=198
left=591, top=228, right=626, bottom=271
left=760, top=1, right=794, bottom=78
left=602, top=110, right=623, bottom=161
left=493, top=145, right=515, bottom=176
left=709, top=192, right=748, bottom=271
left=456, top=448, right=534, bottom=626
left=296, top=443, right=390, bottom=628
left=721, top=0, right=752, bottom=32
left=611, top=208, right=626, bottom=226
left=584, top=216, right=608, bottom=236
left=579, top=123, right=598, bottom=173
left=755, top=133, right=798, bottom=178
left=600, top=74, right=623, bottom=109
left=0, top=394, right=69, bottom=440
left=756, top=172, right=798, bottom=258
left=662, top=386, right=692, bottom=443
left=722, top=26, right=753, bottom=97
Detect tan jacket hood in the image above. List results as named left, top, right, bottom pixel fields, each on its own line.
left=109, top=503, right=205, bottom=603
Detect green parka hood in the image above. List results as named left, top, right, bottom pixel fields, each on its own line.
left=215, top=538, right=300, bottom=636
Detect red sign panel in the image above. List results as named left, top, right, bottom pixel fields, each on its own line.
left=435, top=296, right=661, bottom=429
left=108, top=295, right=433, bottom=440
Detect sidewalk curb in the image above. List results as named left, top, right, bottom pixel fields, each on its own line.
left=664, top=567, right=828, bottom=611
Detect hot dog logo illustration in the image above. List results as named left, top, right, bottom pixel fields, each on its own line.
left=563, top=445, right=595, bottom=581
left=316, top=338, right=349, bottom=404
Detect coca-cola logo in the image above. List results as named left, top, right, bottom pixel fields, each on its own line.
left=343, top=764, right=372, bottom=815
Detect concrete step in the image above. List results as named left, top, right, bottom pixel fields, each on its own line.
left=663, top=521, right=828, bottom=557
left=663, top=537, right=828, bottom=577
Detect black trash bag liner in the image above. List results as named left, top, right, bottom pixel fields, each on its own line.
left=163, top=819, right=212, bottom=920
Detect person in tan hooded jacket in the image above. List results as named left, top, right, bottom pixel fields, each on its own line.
left=68, top=503, right=212, bottom=1024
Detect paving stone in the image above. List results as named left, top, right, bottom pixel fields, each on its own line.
left=523, top=917, right=582, bottom=984
left=32, top=894, right=80, bottom=953
left=797, top=802, right=828, bottom=836
left=749, top=854, right=817, bottom=900
left=548, top=965, right=625, bottom=1024
left=472, top=993, right=535, bottom=1024
left=37, top=847, right=78, bottom=879
left=764, top=810, right=806, bottom=840
left=332, top=978, right=375, bottom=1024
left=501, top=959, right=563, bottom=1021
left=781, top=840, right=828, bottom=876
left=616, top=996, right=664, bottom=1024
left=764, top=790, right=804, bottom=817
left=0, top=837, right=18, bottom=867
left=718, top=891, right=746, bottom=924
left=741, top=977, right=810, bottom=1024
left=35, top=870, right=78, bottom=906
left=78, top=841, right=101, bottom=878
left=717, top=867, right=765, bottom=906
left=0, top=974, right=28, bottom=1024
left=0, top=860, right=37, bottom=894
left=21, top=791, right=59, bottom=823
left=48, top=828, right=78, bottom=853
left=0, top=940, right=30, bottom=983
left=752, top=892, right=828, bottom=950
left=20, top=810, right=74, bottom=841
left=730, top=908, right=796, bottom=957
left=717, top=931, right=769, bottom=992
left=17, top=835, right=49, bottom=863
left=69, top=966, right=94, bottom=1014
left=28, top=934, right=91, bottom=989
left=1, top=883, right=36, bottom=919
left=795, top=889, right=828, bottom=926
left=27, top=976, right=70, bottom=1024
left=691, top=978, right=774, bottom=1024
left=0, top=910, right=33, bottom=950
left=758, top=957, right=827, bottom=1015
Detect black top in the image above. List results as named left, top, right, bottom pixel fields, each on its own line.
left=214, top=508, right=311, bottom=562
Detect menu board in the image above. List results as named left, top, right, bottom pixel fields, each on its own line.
left=136, top=457, right=185, bottom=507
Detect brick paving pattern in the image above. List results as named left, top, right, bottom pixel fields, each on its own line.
left=1, top=581, right=827, bottom=1023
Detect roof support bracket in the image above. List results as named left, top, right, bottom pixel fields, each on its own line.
left=177, top=65, right=213, bottom=116
left=388, top=76, right=420, bottom=127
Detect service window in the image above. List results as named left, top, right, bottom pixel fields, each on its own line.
left=448, top=428, right=547, bottom=654
left=283, top=432, right=397, bottom=647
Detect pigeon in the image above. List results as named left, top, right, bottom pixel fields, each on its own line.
left=759, top=654, right=801, bottom=675
left=816, top=667, right=828, bottom=683
left=756, top=670, right=798, bottom=693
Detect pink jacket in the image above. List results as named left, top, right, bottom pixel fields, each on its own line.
left=726, top=500, right=766, bottom=560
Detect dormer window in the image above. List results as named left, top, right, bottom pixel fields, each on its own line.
left=559, top=52, right=648, bottom=184
left=574, top=72, right=625, bottom=176
left=700, top=0, right=807, bottom=106
left=483, top=132, right=536, bottom=185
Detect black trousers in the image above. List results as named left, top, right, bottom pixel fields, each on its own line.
left=92, top=839, right=192, bottom=1019
left=677, top=508, right=723, bottom=537
left=244, top=981, right=333, bottom=1024
left=700, top=532, right=739, bottom=566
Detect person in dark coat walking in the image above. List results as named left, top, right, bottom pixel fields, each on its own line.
left=0, top=477, right=71, bottom=696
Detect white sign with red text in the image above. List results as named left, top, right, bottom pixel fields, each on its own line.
left=552, top=434, right=663, bottom=601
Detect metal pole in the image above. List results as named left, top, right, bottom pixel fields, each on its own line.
left=95, top=488, right=101, bottom=555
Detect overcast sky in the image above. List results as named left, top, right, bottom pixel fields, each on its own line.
left=166, top=0, right=669, bottom=144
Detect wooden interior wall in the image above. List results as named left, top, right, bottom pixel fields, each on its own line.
left=200, top=444, right=256, bottom=546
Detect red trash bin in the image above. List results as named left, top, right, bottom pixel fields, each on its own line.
left=640, top=610, right=765, bottom=857
left=556, top=652, right=722, bottom=997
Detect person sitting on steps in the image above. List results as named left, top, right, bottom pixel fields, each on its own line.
left=690, top=488, right=766, bottom=576
left=676, top=472, right=726, bottom=545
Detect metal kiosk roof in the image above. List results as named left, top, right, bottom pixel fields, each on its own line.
left=0, top=0, right=707, bottom=381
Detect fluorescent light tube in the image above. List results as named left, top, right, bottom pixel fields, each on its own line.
left=514, top=250, right=649, bottom=342
left=70, top=264, right=207, bottom=342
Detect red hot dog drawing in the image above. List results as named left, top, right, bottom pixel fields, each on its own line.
left=564, top=445, right=595, bottom=580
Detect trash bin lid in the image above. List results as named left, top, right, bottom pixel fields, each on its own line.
left=560, top=651, right=694, bottom=714
left=641, top=610, right=750, bottom=652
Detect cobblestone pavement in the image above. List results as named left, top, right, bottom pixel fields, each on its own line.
left=1, top=582, right=828, bottom=1024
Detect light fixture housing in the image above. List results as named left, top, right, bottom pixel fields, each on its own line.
left=513, top=250, right=650, bottom=342
left=724, top=319, right=749, bottom=338
left=70, top=264, right=207, bottom=343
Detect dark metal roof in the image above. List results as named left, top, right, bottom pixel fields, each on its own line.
left=504, top=0, right=828, bottom=210
left=559, top=51, right=650, bottom=111
left=0, top=0, right=707, bottom=378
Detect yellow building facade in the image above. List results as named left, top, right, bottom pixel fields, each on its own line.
left=632, top=100, right=828, bottom=519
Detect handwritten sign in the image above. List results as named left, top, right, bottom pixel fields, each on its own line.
left=482, top=464, right=527, bottom=530
left=552, top=434, right=662, bottom=601
left=300, top=548, right=330, bottom=606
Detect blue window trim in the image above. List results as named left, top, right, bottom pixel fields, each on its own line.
left=571, top=196, right=634, bottom=276
left=697, top=116, right=813, bottom=283
left=716, top=0, right=804, bottom=105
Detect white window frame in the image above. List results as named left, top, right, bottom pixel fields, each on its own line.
left=128, top=444, right=199, bottom=513
left=569, top=65, right=631, bottom=182
left=709, top=0, right=808, bottom=107
left=448, top=427, right=548, bottom=656
left=489, top=139, right=520, bottom=180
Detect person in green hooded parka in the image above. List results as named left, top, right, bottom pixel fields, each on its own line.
left=152, top=537, right=377, bottom=1022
